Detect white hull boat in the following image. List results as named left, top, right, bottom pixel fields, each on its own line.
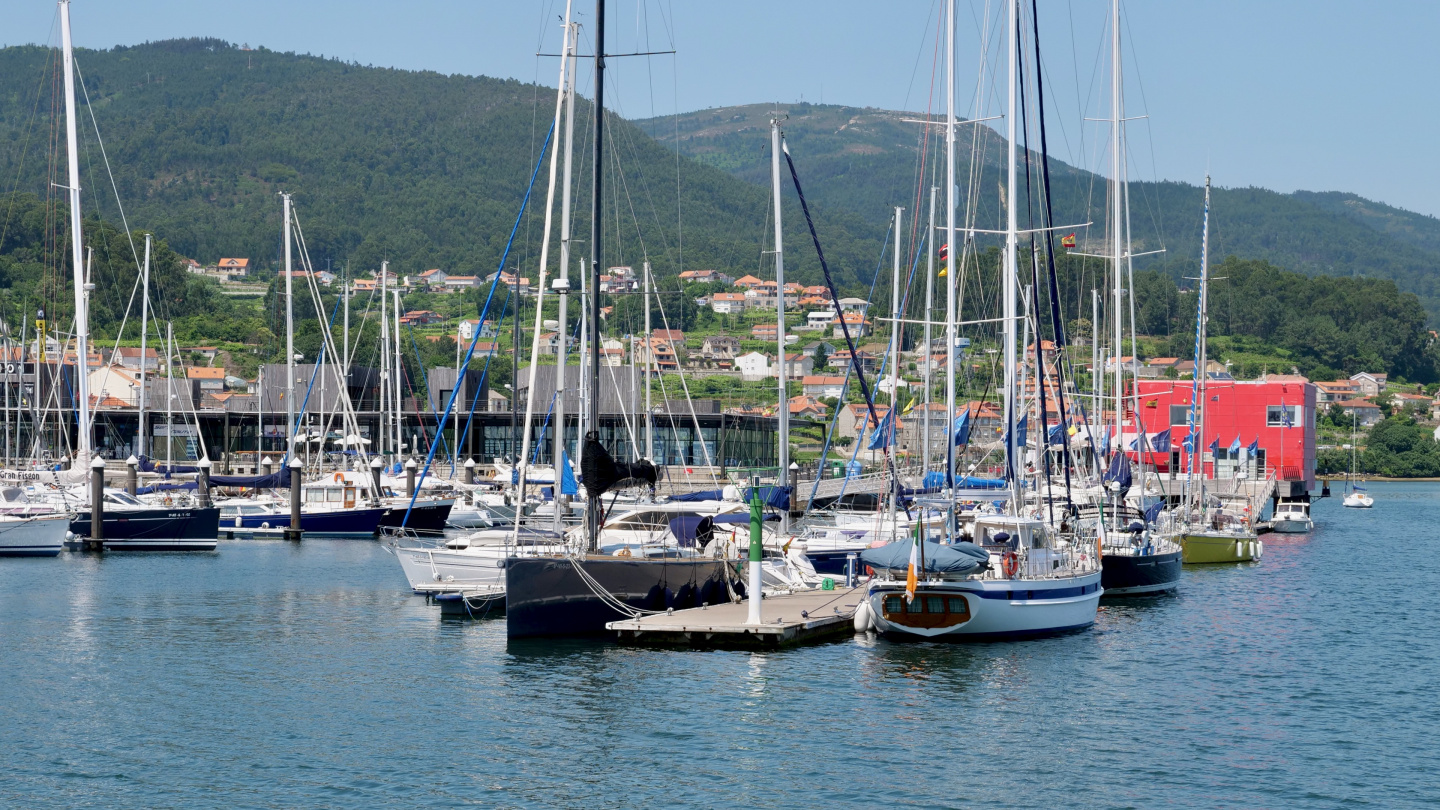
left=1270, top=502, right=1314, bottom=533
left=0, top=514, right=71, bottom=557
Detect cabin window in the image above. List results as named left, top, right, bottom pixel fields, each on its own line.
left=947, top=597, right=968, bottom=614
left=925, top=596, right=945, bottom=614
left=326, top=488, right=341, bottom=503
left=905, top=596, right=924, bottom=613
left=884, top=596, right=903, bottom=614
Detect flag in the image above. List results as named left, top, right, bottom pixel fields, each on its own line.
left=901, top=397, right=916, bottom=416
left=1068, top=425, right=1078, bottom=436
left=1047, top=424, right=1066, bottom=445
left=1182, top=433, right=1195, bottom=452
left=1229, top=436, right=1242, bottom=456
left=1281, top=406, right=1293, bottom=428
left=951, top=411, right=971, bottom=446
left=1209, top=436, right=1220, bottom=456
left=1247, top=437, right=1260, bottom=462
left=867, top=409, right=895, bottom=451
left=905, top=531, right=919, bottom=603
left=1099, top=426, right=1111, bottom=456
left=1144, top=399, right=1159, bottom=408
left=1002, top=415, right=1028, bottom=449
left=1151, top=428, right=1172, bottom=453
left=1060, top=233, right=1077, bottom=248
left=938, top=243, right=949, bottom=262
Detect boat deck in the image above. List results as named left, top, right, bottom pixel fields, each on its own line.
left=607, top=586, right=865, bottom=648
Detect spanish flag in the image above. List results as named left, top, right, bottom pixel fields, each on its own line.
left=1144, top=399, right=1158, bottom=408
left=1060, top=233, right=1077, bottom=248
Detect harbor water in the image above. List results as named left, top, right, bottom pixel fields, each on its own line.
left=2, top=483, right=1435, bottom=807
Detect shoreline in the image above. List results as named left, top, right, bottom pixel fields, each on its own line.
left=1317, top=475, right=1440, bottom=482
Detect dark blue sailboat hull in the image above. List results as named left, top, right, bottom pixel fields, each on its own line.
left=70, top=507, right=221, bottom=551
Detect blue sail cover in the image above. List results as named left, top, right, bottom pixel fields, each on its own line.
left=859, top=540, right=990, bottom=575
left=922, top=472, right=1008, bottom=489
left=669, top=489, right=726, bottom=502
left=743, top=486, right=793, bottom=510
left=210, top=471, right=290, bottom=489
left=135, top=481, right=197, bottom=495
left=1103, top=451, right=1132, bottom=490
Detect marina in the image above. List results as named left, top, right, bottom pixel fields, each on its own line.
left=1, top=483, right=1432, bottom=807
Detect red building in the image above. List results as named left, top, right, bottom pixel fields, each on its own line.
left=1128, top=378, right=1316, bottom=491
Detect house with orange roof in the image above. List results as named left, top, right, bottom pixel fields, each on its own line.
left=733, top=275, right=765, bottom=290
left=788, top=395, right=828, bottom=419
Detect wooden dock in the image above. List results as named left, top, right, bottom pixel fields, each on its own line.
left=607, top=586, right=865, bottom=648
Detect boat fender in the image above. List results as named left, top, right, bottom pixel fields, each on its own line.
left=1002, top=551, right=1020, bottom=579
left=853, top=599, right=874, bottom=632
left=1256, top=540, right=1264, bottom=560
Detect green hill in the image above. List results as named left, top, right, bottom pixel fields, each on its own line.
left=640, top=102, right=1440, bottom=321
left=0, top=39, right=880, bottom=292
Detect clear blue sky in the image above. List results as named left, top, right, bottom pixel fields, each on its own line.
left=6, top=0, right=1439, bottom=216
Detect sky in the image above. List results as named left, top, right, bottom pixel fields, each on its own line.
left=5, top=0, right=1439, bottom=217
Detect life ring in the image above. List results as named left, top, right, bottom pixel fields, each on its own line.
left=333, top=472, right=344, bottom=483
left=1001, top=551, right=1020, bottom=579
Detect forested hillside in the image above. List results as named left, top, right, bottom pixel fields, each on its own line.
left=640, top=103, right=1440, bottom=321
left=0, top=40, right=880, bottom=291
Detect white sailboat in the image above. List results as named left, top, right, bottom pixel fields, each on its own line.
left=860, top=0, right=1102, bottom=639
left=1343, top=411, right=1374, bottom=508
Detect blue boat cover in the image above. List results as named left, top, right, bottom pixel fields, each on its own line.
left=860, top=540, right=990, bottom=575
left=667, top=515, right=712, bottom=548
left=711, top=513, right=778, bottom=524
left=135, top=481, right=198, bottom=495
left=669, top=489, right=725, bottom=502
left=210, top=471, right=290, bottom=488
left=743, top=485, right=792, bottom=510
left=922, top=472, right=1008, bottom=489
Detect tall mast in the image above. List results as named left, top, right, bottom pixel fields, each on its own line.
left=944, top=0, right=958, bottom=501
left=138, top=234, right=151, bottom=458
left=283, top=193, right=295, bottom=461
left=166, top=321, right=174, bottom=470
left=889, top=206, right=903, bottom=539
left=1109, top=0, right=1124, bottom=465
left=379, top=258, right=389, bottom=459
left=586, top=0, right=606, bottom=550
left=1194, top=176, right=1212, bottom=508
left=553, top=11, right=578, bottom=512
left=643, top=260, right=653, bottom=463
left=394, top=288, right=403, bottom=457
left=924, top=186, right=936, bottom=472
left=59, top=0, right=92, bottom=461
left=770, top=118, right=789, bottom=513
left=1003, top=0, right=1019, bottom=503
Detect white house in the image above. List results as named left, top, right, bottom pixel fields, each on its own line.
left=801, top=375, right=847, bottom=399
left=88, top=365, right=143, bottom=406
left=735, top=351, right=771, bottom=381
left=807, top=310, right=837, bottom=330
left=837, top=297, right=870, bottom=313
left=1349, top=372, right=1387, bottom=398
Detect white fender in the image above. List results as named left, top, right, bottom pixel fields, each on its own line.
left=853, top=599, right=874, bottom=632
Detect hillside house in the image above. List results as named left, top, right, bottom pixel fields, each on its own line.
left=1349, top=372, right=1387, bottom=397
left=88, top=365, right=143, bottom=406
left=186, top=366, right=227, bottom=396
left=779, top=352, right=813, bottom=378
left=807, top=310, right=838, bottom=330
left=214, top=257, right=250, bottom=279
left=832, top=312, right=872, bottom=339
left=1315, top=380, right=1360, bottom=404
left=837, top=404, right=896, bottom=440
left=635, top=338, right=680, bottom=372
left=1335, top=398, right=1382, bottom=427
left=399, top=310, right=443, bottom=326
left=733, top=275, right=765, bottom=290
left=788, top=395, right=828, bottom=419
left=802, top=375, right=847, bottom=399
left=752, top=323, right=779, bottom=341
left=700, top=335, right=741, bottom=361
left=418, top=268, right=449, bottom=287
left=111, top=346, right=159, bottom=372
left=710, top=292, right=749, bottom=314
left=837, top=297, right=870, bottom=313
left=677, top=269, right=734, bottom=286
left=735, top=352, right=771, bottom=381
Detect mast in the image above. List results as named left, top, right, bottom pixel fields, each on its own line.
left=1091, top=288, right=1099, bottom=473
left=394, top=288, right=403, bottom=458
left=924, top=186, right=936, bottom=473
left=889, top=206, right=903, bottom=539
left=643, top=260, right=653, bottom=463
left=770, top=118, right=789, bottom=517
left=1109, top=0, right=1125, bottom=472
left=586, top=0, right=606, bottom=550
left=283, top=193, right=295, bottom=461
left=166, top=321, right=174, bottom=470
left=379, top=259, right=389, bottom=459
left=1194, top=176, right=1213, bottom=509
left=59, top=0, right=92, bottom=462
left=1003, top=0, right=1019, bottom=505
left=553, top=12, right=578, bottom=514
left=944, top=0, right=958, bottom=504
left=138, top=234, right=151, bottom=458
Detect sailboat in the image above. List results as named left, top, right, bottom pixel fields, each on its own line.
left=1175, top=177, right=1260, bottom=564
left=1094, top=0, right=1182, bottom=596
left=859, top=0, right=1102, bottom=639
left=53, top=0, right=219, bottom=550
left=1342, top=411, right=1374, bottom=508
left=501, top=1, right=738, bottom=637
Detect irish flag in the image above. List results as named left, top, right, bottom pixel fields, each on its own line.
left=905, top=534, right=919, bottom=602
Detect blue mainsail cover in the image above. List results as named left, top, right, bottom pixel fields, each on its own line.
left=743, top=485, right=792, bottom=510
left=669, top=489, right=726, bottom=502
left=860, top=540, right=990, bottom=575
left=210, top=471, right=291, bottom=489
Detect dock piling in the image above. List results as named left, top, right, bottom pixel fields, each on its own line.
left=88, top=455, right=106, bottom=551
left=286, top=457, right=302, bottom=541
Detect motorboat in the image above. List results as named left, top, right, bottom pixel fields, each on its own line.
left=1270, top=500, right=1315, bottom=532
left=857, top=515, right=1102, bottom=640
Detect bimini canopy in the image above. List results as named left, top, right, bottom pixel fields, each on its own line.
left=860, top=540, right=990, bottom=575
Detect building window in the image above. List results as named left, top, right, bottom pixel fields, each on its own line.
left=1170, top=405, right=1192, bottom=426
left=1266, top=405, right=1303, bottom=427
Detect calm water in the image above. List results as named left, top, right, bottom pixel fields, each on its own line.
left=2, top=484, right=1436, bottom=808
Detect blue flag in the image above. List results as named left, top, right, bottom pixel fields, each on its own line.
left=1151, top=428, right=1172, bottom=453
left=559, top=449, right=578, bottom=496
left=1182, top=433, right=1195, bottom=452
left=951, top=410, right=971, bottom=446
left=1099, top=426, right=1111, bottom=456
left=1281, top=406, right=1293, bottom=428
left=867, top=409, right=894, bottom=451
left=1247, top=437, right=1259, bottom=455
left=1047, top=424, right=1066, bottom=445
left=1002, top=414, right=1028, bottom=449
left=1229, top=435, right=1242, bottom=455
left=1209, top=436, right=1220, bottom=456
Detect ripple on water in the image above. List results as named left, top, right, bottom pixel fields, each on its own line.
left=1, top=485, right=1438, bottom=808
